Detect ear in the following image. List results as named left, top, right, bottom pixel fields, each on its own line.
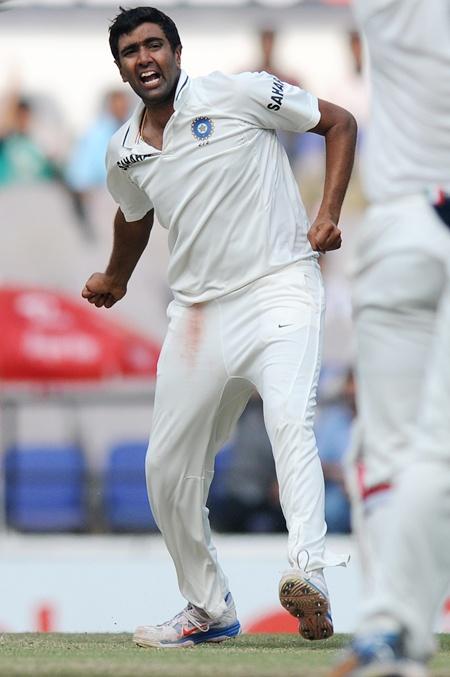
left=175, top=45, right=182, bottom=69
left=114, top=59, right=127, bottom=83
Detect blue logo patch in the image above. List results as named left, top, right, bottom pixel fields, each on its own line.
left=191, top=116, right=214, bottom=144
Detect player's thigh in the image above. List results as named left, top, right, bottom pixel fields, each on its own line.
left=416, top=276, right=450, bottom=462
left=354, top=252, right=446, bottom=481
left=354, top=251, right=446, bottom=407
left=354, top=249, right=445, bottom=319
left=253, top=263, right=324, bottom=439
left=154, top=300, right=227, bottom=408
left=150, top=302, right=229, bottom=469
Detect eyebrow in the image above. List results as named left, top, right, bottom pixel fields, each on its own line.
left=120, top=37, right=164, bottom=57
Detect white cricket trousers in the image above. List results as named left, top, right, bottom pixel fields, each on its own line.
left=360, top=275, right=450, bottom=662
left=352, top=194, right=450, bottom=495
left=350, top=193, right=450, bottom=564
left=146, top=259, right=348, bottom=619
left=350, top=193, right=450, bottom=659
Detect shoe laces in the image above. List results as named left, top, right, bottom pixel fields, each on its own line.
left=162, top=604, right=210, bottom=633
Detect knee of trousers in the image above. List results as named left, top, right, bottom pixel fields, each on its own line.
left=266, top=411, right=315, bottom=452
left=145, top=453, right=177, bottom=510
left=146, top=453, right=207, bottom=518
left=146, top=451, right=175, bottom=487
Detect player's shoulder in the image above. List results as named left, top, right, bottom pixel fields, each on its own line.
left=192, top=69, right=272, bottom=90
left=189, top=70, right=236, bottom=95
left=188, top=70, right=273, bottom=106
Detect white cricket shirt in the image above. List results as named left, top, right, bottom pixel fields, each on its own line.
left=353, top=0, right=450, bottom=204
left=106, top=70, right=320, bottom=305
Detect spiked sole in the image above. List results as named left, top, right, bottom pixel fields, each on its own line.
left=279, top=575, right=333, bottom=641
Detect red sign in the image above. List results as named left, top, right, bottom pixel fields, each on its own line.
left=0, top=287, right=160, bottom=381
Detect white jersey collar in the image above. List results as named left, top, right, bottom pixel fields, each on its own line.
left=121, top=70, right=189, bottom=150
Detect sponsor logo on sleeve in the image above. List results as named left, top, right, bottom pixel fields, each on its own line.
left=267, top=77, right=285, bottom=111
left=117, top=153, right=157, bottom=171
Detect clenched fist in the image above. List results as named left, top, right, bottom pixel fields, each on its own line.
left=81, top=272, right=127, bottom=308
left=307, top=218, right=342, bottom=254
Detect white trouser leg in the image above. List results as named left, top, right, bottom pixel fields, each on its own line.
left=349, top=198, right=450, bottom=585
left=354, top=250, right=446, bottom=489
left=352, top=249, right=446, bottom=581
left=361, top=279, right=450, bottom=661
left=242, top=261, right=349, bottom=572
left=362, top=461, right=450, bottom=661
left=146, top=301, right=253, bottom=618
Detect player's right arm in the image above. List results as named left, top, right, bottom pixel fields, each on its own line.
left=82, top=207, right=154, bottom=308
left=83, top=125, right=156, bottom=309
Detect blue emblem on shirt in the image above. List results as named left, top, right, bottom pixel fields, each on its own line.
left=191, top=116, right=214, bottom=143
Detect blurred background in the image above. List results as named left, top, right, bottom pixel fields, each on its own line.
left=0, top=0, right=427, bottom=636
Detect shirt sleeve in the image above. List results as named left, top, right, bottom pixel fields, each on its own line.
left=105, top=140, right=153, bottom=222
left=233, top=71, right=321, bottom=133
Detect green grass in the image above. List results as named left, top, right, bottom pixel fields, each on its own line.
left=0, top=633, right=448, bottom=677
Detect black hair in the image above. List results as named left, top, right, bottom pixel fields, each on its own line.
left=109, top=6, right=182, bottom=62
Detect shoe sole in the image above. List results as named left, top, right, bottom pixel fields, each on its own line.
left=133, top=621, right=241, bottom=649
left=279, top=575, right=333, bottom=641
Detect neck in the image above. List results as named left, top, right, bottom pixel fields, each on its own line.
left=144, top=100, right=175, bottom=131
left=143, top=70, right=181, bottom=131
left=139, top=97, right=174, bottom=150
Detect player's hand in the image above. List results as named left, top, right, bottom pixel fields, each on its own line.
left=81, top=272, right=127, bottom=308
left=307, top=218, right=342, bottom=253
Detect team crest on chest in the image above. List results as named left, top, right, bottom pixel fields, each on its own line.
left=191, top=116, right=214, bottom=146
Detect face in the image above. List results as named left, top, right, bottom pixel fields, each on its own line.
left=116, top=23, right=181, bottom=106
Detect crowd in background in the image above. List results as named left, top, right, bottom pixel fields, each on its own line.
left=0, top=26, right=368, bottom=535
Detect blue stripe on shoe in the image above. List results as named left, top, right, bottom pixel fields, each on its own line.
left=160, top=621, right=241, bottom=646
left=157, top=621, right=241, bottom=647
left=191, top=621, right=241, bottom=644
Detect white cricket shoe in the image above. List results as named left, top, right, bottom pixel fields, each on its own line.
left=133, top=592, right=241, bottom=648
left=279, top=568, right=333, bottom=640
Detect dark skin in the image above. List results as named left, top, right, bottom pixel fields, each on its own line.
left=116, top=23, right=181, bottom=150
left=308, top=100, right=357, bottom=253
left=82, top=208, right=153, bottom=308
left=82, top=21, right=356, bottom=308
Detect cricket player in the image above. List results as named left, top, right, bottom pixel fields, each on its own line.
left=331, top=1, right=450, bottom=674
left=82, top=6, right=356, bottom=648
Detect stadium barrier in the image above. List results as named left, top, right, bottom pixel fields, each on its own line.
left=0, top=534, right=449, bottom=634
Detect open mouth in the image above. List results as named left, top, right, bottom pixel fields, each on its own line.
left=139, top=70, right=162, bottom=89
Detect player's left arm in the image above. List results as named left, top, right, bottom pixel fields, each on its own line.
left=307, top=99, right=357, bottom=253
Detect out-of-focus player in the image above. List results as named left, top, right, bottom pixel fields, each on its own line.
left=331, top=1, right=450, bottom=675
left=82, top=6, right=356, bottom=649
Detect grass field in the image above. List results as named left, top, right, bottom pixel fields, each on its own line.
left=0, top=633, right=449, bottom=677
